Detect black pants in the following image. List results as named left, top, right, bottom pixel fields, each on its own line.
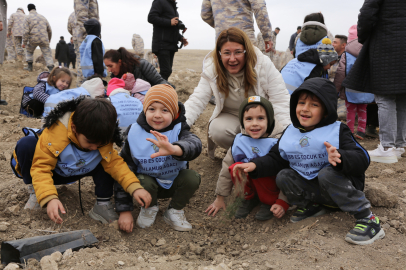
left=276, top=166, right=371, bottom=219
left=156, top=50, right=175, bottom=81
left=15, top=136, right=115, bottom=198
left=367, top=103, right=379, bottom=127
left=68, top=58, right=76, bottom=69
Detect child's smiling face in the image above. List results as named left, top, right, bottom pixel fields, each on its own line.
left=296, top=92, right=325, bottom=131
left=145, top=102, right=173, bottom=131
left=55, top=74, right=71, bottom=91
left=243, top=105, right=268, bottom=139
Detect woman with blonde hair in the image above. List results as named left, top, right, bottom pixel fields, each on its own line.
left=184, top=27, right=290, bottom=159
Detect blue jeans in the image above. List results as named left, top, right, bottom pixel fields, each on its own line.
left=58, top=61, right=68, bottom=68
left=15, top=136, right=115, bottom=198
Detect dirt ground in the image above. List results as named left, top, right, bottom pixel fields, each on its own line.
left=0, top=50, right=405, bottom=270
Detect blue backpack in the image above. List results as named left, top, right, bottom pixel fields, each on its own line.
left=19, top=87, right=35, bottom=117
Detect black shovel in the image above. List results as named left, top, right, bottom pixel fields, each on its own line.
left=1, top=229, right=98, bottom=264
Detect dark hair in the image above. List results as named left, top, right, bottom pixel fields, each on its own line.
left=104, top=47, right=140, bottom=78
left=297, top=90, right=326, bottom=114
left=297, top=26, right=302, bottom=30
left=244, top=103, right=262, bottom=113
left=275, top=27, right=280, bottom=31
left=60, top=36, right=64, bottom=40
left=335, top=35, right=348, bottom=44
left=48, top=67, right=72, bottom=88
left=304, top=12, right=325, bottom=24
left=72, top=99, right=117, bottom=145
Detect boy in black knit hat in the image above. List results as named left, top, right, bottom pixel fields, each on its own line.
left=206, top=96, right=289, bottom=220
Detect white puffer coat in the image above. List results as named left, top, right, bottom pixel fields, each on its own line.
left=184, top=46, right=291, bottom=157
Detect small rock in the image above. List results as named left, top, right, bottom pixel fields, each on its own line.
left=156, top=238, right=166, bottom=246
left=229, top=230, right=235, bottom=236
left=118, top=261, right=125, bottom=266
left=399, top=212, right=404, bottom=218
left=242, top=262, right=249, bottom=268
left=382, top=169, right=394, bottom=174
left=242, top=244, right=249, bottom=250
left=40, top=256, right=58, bottom=270
left=216, top=247, right=225, bottom=254
left=0, top=224, right=8, bottom=232
left=10, top=194, right=17, bottom=201
left=137, top=256, right=145, bottom=263
left=150, top=239, right=157, bottom=245
left=264, top=227, right=269, bottom=233
left=62, top=249, right=73, bottom=260
left=265, top=262, right=276, bottom=270
left=168, top=255, right=181, bottom=261
left=260, top=245, right=268, bottom=253
left=7, top=205, right=20, bottom=214
left=380, top=216, right=388, bottom=223
left=389, top=220, right=400, bottom=228
left=50, top=251, right=62, bottom=262
left=4, top=263, right=20, bottom=270
left=382, top=223, right=391, bottom=229
left=364, top=182, right=398, bottom=208
left=289, top=238, right=298, bottom=245
left=87, top=261, right=96, bottom=266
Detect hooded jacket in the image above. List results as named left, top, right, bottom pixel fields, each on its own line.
left=83, top=19, right=104, bottom=76
left=115, top=101, right=202, bottom=212
left=249, top=78, right=370, bottom=191
left=296, top=48, right=327, bottom=79
left=55, top=39, right=70, bottom=63
left=13, top=97, right=144, bottom=207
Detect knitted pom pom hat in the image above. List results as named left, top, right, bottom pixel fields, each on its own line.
left=106, top=78, right=125, bottom=96
left=317, top=38, right=338, bottom=66
left=143, top=84, right=178, bottom=120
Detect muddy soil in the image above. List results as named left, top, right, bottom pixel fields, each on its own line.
left=0, top=50, right=405, bottom=270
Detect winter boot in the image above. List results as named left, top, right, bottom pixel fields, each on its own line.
left=47, top=65, right=55, bottom=71
left=24, top=62, right=33, bottom=71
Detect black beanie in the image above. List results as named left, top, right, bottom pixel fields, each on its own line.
left=238, top=96, right=275, bottom=135
left=28, top=4, right=36, bottom=11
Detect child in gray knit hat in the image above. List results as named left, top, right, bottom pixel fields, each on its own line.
left=317, top=38, right=338, bottom=71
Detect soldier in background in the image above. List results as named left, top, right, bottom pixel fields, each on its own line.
left=201, top=0, right=273, bottom=52
left=257, top=27, right=279, bottom=58
left=132, top=33, right=144, bottom=59
left=22, top=4, right=53, bottom=72
left=5, top=32, right=15, bottom=62
left=0, top=0, right=6, bottom=66
left=74, top=0, right=99, bottom=86
left=7, top=7, right=25, bottom=62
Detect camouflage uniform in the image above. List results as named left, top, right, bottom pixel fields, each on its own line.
left=256, top=32, right=271, bottom=58
left=0, top=0, right=6, bottom=65
left=5, top=34, right=16, bottom=61
left=328, top=60, right=339, bottom=82
left=132, top=33, right=144, bottom=59
left=7, top=9, right=25, bottom=59
left=74, top=0, right=99, bottom=86
left=201, top=0, right=272, bottom=45
left=22, top=10, right=53, bottom=66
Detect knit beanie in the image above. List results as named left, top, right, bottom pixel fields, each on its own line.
left=106, top=78, right=125, bottom=96
left=238, top=96, right=274, bottom=134
left=348, top=25, right=358, bottom=42
left=121, top=73, right=136, bottom=91
left=143, top=84, right=178, bottom=120
left=317, top=38, right=338, bottom=66
left=27, top=4, right=36, bottom=11
left=81, top=78, right=105, bottom=98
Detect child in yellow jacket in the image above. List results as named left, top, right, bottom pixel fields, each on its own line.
left=12, top=97, right=151, bottom=224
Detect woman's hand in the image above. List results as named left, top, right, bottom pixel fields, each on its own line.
left=205, top=195, right=226, bottom=217
left=118, top=211, right=134, bottom=233
left=324, top=142, right=341, bottom=166
left=146, top=130, right=183, bottom=158
left=232, top=162, right=256, bottom=178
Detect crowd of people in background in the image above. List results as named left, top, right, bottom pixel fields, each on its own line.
left=0, top=0, right=405, bottom=249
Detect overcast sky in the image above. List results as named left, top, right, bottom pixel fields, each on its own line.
left=6, top=0, right=364, bottom=51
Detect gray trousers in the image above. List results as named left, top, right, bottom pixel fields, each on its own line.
left=276, top=166, right=371, bottom=219
left=208, top=112, right=241, bottom=150
left=375, top=94, right=406, bottom=148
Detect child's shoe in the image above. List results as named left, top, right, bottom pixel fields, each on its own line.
left=234, top=197, right=260, bottom=219
left=365, top=125, right=379, bottom=138
left=345, top=215, right=385, bottom=245
left=290, top=203, right=326, bottom=223
left=368, top=144, right=398, bottom=163
left=355, top=131, right=366, bottom=140
left=163, top=208, right=192, bottom=231
left=394, top=147, right=405, bottom=159
left=89, top=201, right=119, bottom=224
left=136, top=205, right=159, bottom=228
left=24, top=185, right=41, bottom=210
left=255, top=203, right=273, bottom=221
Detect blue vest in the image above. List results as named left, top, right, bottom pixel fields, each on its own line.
left=43, top=87, right=90, bottom=117
left=128, top=122, right=188, bottom=189
left=345, top=52, right=375, bottom=104
left=231, top=134, right=278, bottom=163
left=53, top=143, right=103, bottom=177
left=281, top=36, right=327, bottom=94
left=45, top=83, right=60, bottom=95
left=79, top=35, right=107, bottom=78
left=109, top=92, right=143, bottom=131
left=279, top=122, right=341, bottom=180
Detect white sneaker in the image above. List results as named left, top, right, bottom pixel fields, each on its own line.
left=394, top=147, right=405, bottom=159
left=368, top=144, right=398, bottom=163
left=163, top=208, right=192, bottom=231
left=136, top=205, right=159, bottom=228
left=24, top=193, right=41, bottom=210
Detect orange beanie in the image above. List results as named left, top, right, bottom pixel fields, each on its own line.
left=143, top=84, right=179, bottom=119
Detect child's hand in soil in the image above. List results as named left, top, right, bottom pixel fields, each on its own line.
left=205, top=195, right=226, bottom=217
left=270, top=204, right=285, bottom=219
left=133, top=188, right=152, bottom=209
left=118, top=211, right=134, bottom=233
left=232, top=162, right=256, bottom=178
left=47, top=199, right=66, bottom=224
left=147, top=130, right=183, bottom=158
left=324, top=142, right=341, bottom=166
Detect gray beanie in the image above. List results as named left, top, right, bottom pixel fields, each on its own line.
left=317, top=38, right=338, bottom=66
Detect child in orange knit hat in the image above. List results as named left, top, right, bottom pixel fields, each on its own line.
left=114, top=84, right=202, bottom=232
